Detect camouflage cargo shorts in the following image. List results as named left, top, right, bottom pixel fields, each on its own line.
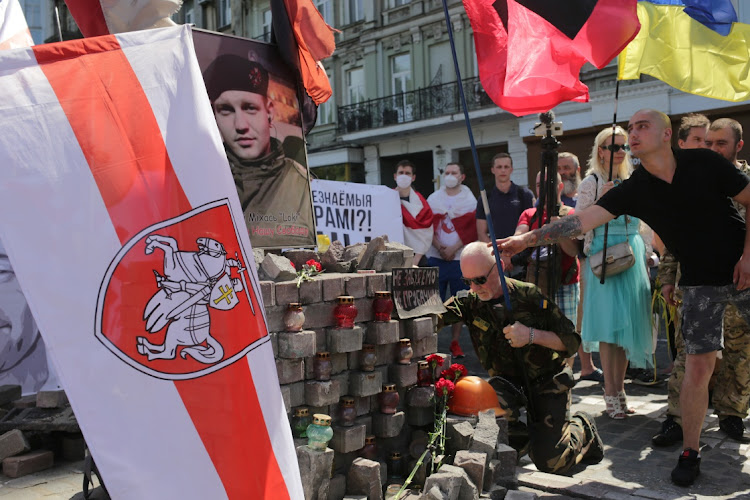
left=681, top=285, right=750, bottom=355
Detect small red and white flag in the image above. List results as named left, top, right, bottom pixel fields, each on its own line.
left=0, top=0, right=34, bottom=49
left=0, top=25, right=302, bottom=499
left=65, top=0, right=180, bottom=37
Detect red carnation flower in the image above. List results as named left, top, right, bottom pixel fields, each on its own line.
left=425, top=354, right=444, bottom=369
left=435, top=378, right=455, bottom=398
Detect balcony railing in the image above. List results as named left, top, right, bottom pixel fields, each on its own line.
left=337, top=76, right=494, bottom=134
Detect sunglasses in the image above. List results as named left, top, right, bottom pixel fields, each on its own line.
left=600, top=143, right=630, bottom=152
left=462, top=262, right=497, bottom=286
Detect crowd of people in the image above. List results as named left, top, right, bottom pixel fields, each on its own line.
left=394, top=108, right=750, bottom=487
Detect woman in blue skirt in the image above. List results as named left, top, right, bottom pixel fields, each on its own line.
left=576, top=126, right=653, bottom=419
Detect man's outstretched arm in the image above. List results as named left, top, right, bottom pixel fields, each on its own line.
left=497, top=205, right=614, bottom=256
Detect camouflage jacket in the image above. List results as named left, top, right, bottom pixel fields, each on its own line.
left=658, top=160, right=749, bottom=287
left=441, top=279, right=580, bottom=384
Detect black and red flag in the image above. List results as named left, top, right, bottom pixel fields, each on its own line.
left=463, top=0, right=640, bottom=116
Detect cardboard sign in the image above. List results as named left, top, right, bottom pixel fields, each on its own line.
left=391, top=267, right=446, bottom=319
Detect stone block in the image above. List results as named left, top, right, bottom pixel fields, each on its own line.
left=487, top=484, right=508, bottom=500
left=440, top=464, right=479, bottom=500
left=261, top=253, right=296, bottom=281
left=484, top=459, right=502, bottom=491
left=269, top=332, right=278, bottom=357
left=0, top=385, right=21, bottom=406
left=2, top=450, right=54, bottom=478
left=446, top=421, right=475, bottom=456
left=505, top=491, right=538, bottom=499
left=61, top=433, right=86, bottom=461
left=349, top=371, right=382, bottom=398
left=357, top=237, right=387, bottom=270
left=283, top=249, right=320, bottom=270
left=354, top=298, right=374, bottom=323
left=412, top=334, right=439, bottom=358
left=280, top=385, right=291, bottom=413
left=305, top=380, right=341, bottom=407
left=406, top=457, right=431, bottom=489
left=401, top=317, right=434, bottom=340
left=299, top=279, right=323, bottom=304
left=346, top=457, right=383, bottom=500
left=274, top=281, right=300, bottom=306
left=297, top=445, right=334, bottom=500
left=424, top=485, right=449, bottom=500
left=328, top=326, right=364, bottom=353
left=278, top=330, right=316, bottom=359
left=331, top=353, right=348, bottom=375
left=373, top=251, right=405, bottom=272
left=0, top=430, right=30, bottom=461
left=389, top=363, right=417, bottom=389
left=277, top=358, right=305, bottom=384
left=366, top=273, right=388, bottom=296
left=321, top=240, right=346, bottom=271
left=365, top=321, right=399, bottom=345
left=424, top=471, right=462, bottom=500
left=344, top=275, right=367, bottom=298
left=406, top=386, right=435, bottom=408
left=333, top=450, right=358, bottom=476
left=330, top=424, right=366, bottom=454
left=329, top=473, right=346, bottom=500
left=375, top=343, right=397, bottom=365
left=494, top=443, right=517, bottom=478
left=259, top=280, right=275, bottom=307
left=252, top=248, right=265, bottom=270
left=354, top=415, right=372, bottom=436
left=331, top=373, right=350, bottom=396
left=321, top=274, right=346, bottom=301
left=11, top=395, right=36, bottom=409
left=454, top=450, right=486, bottom=495
left=372, top=411, right=405, bottom=438
left=288, top=382, right=305, bottom=408
left=354, top=396, right=371, bottom=417
left=470, top=410, right=499, bottom=465
left=496, top=417, right=509, bottom=446
left=407, top=407, right=433, bottom=427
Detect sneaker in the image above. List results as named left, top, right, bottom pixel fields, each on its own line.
left=671, top=448, right=700, bottom=486
left=450, top=340, right=465, bottom=359
left=575, top=411, right=604, bottom=464
left=719, top=415, right=745, bottom=441
left=579, top=368, right=604, bottom=382
left=632, top=368, right=664, bottom=386
left=652, top=415, right=683, bottom=447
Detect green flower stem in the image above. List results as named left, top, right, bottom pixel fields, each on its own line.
left=396, top=402, right=447, bottom=499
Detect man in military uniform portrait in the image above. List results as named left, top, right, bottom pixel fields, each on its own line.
left=202, top=53, right=314, bottom=248
left=441, top=241, right=603, bottom=474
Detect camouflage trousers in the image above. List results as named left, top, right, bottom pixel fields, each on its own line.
left=667, top=289, right=750, bottom=421
left=489, top=368, right=595, bottom=474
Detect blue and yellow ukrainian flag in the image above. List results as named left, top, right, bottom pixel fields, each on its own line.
left=618, top=0, right=750, bottom=102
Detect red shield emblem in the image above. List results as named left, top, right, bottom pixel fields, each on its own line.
left=95, top=200, right=267, bottom=380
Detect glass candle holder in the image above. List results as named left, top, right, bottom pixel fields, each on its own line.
left=373, top=291, right=394, bottom=322
left=306, top=414, right=333, bottom=451
left=338, top=396, right=356, bottom=427
left=291, top=407, right=312, bottom=439
left=379, top=384, right=400, bottom=414
left=283, top=303, right=305, bottom=332
left=360, top=435, right=378, bottom=460
left=359, top=344, right=377, bottom=372
left=333, top=296, right=357, bottom=328
left=397, top=338, right=413, bottom=365
left=416, top=360, right=433, bottom=387
left=387, top=451, right=404, bottom=479
left=314, top=352, right=332, bottom=381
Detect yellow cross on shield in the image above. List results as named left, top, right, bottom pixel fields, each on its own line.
left=209, top=274, right=239, bottom=311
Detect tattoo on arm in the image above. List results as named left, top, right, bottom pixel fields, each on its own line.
left=528, top=216, right=583, bottom=247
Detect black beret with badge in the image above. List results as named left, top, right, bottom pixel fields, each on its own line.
left=203, top=54, right=269, bottom=102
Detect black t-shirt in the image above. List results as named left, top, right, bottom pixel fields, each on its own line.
left=596, top=148, right=748, bottom=286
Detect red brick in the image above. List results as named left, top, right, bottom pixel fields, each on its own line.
left=2, top=450, right=54, bottom=478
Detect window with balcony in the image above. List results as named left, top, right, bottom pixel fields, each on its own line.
left=315, top=0, right=333, bottom=25
left=389, top=53, right=412, bottom=123
left=318, top=70, right=335, bottom=125
left=387, top=0, right=411, bottom=8
left=348, top=0, right=364, bottom=23
left=261, top=9, right=272, bottom=42
left=346, top=67, right=365, bottom=104
left=217, top=0, right=231, bottom=27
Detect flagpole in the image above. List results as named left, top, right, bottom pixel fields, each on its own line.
left=54, top=5, right=63, bottom=42
left=598, top=79, right=621, bottom=283
left=440, top=0, right=510, bottom=311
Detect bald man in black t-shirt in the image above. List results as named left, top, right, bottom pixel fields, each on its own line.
left=496, top=109, right=750, bottom=487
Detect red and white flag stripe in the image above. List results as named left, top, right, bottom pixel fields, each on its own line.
left=0, top=0, right=34, bottom=49
left=64, top=0, right=180, bottom=37
left=0, top=25, right=302, bottom=499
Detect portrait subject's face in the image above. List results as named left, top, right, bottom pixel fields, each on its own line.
left=213, top=90, right=273, bottom=161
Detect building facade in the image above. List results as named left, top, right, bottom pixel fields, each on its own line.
left=51, top=0, right=750, bottom=197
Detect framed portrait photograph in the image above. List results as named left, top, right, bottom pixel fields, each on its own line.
left=193, top=29, right=316, bottom=249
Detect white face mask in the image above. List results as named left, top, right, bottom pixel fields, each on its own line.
left=395, top=174, right=413, bottom=189
left=443, top=174, right=460, bottom=189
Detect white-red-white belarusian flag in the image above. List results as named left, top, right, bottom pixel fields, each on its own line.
left=0, top=25, right=302, bottom=499
left=0, top=0, right=34, bottom=49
